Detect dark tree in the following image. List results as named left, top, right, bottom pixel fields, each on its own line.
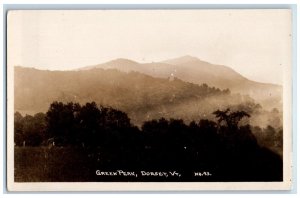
left=46, top=101, right=81, bottom=145
left=104, top=107, right=132, bottom=129
left=14, top=113, right=47, bottom=146
left=213, top=108, right=250, bottom=130
left=14, top=112, right=24, bottom=146
left=77, top=102, right=101, bottom=147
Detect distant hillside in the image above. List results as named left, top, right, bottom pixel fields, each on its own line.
left=79, top=56, right=282, bottom=110
left=15, top=67, right=266, bottom=126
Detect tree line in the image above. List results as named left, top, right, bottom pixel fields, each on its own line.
left=14, top=101, right=283, bottom=181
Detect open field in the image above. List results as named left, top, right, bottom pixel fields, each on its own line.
left=14, top=147, right=93, bottom=182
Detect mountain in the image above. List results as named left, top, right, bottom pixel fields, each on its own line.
left=15, top=66, right=266, bottom=126
left=162, top=55, right=202, bottom=65
left=80, top=58, right=140, bottom=72
left=79, top=56, right=282, bottom=110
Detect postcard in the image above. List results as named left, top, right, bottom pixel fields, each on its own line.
left=6, top=9, right=293, bottom=191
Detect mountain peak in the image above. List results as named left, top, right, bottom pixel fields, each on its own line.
left=162, top=55, right=206, bottom=65
left=107, top=58, right=139, bottom=65
left=180, top=55, right=199, bottom=60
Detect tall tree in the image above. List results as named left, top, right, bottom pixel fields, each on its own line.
left=77, top=102, right=101, bottom=147
left=213, top=108, right=250, bottom=130
left=46, top=101, right=81, bottom=145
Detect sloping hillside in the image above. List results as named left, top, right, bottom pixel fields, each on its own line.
left=79, top=56, right=282, bottom=110
left=15, top=66, right=259, bottom=125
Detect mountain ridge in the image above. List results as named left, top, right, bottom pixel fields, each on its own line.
left=14, top=55, right=282, bottom=112
left=76, top=56, right=282, bottom=110
left=78, top=56, right=280, bottom=86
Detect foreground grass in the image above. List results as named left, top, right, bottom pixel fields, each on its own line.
left=15, top=146, right=93, bottom=182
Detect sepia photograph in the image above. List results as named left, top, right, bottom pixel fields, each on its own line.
left=6, top=9, right=293, bottom=191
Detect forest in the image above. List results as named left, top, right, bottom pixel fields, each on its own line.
left=14, top=101, right=283, bottom=182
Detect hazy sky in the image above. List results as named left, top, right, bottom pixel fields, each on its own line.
left=8, top=10, right=291, bottom=85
